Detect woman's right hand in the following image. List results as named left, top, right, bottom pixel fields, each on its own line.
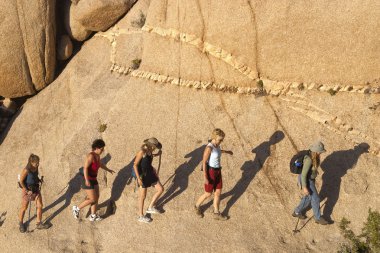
left=27, top=190, right=33, bottom=196
left=137, top=178, right=143, bottom=187
left=85, top=180, right=90, bottom=187
left=303, top=187, right=310, bottom=196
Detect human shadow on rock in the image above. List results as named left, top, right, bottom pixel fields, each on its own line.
left=319, top=143, right=370, bottom=223
left=98, top=159, right=135, bottom=219
left=156, top=145, right=206, bottom=209
left=202, top=131, right=285, bottom=216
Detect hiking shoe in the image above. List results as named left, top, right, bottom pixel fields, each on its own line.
left=72, top=206, right=80, bottom=219
left=36, top=222, right=50, bottom=230
left=88, top=214, right=102, bottom=222
left=138, top=215, right=152, bottom=223
left=213, top=212, right=228, bottom=221
left=19, top=222, right=26, bottom=233
left=292, top=212, right=307, bottom=220
left=194, top=205, right=204, bottom=218
left=315, top=217, right=329, bottom=225
left=146, top=207, right=161, bottom=214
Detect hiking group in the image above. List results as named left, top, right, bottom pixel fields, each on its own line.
left=18, top=127, right=332, bottom=232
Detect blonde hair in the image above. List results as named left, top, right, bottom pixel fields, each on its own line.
left=311, top=151, right=320, bottom=170
left=211, top=128, right=225, bottom=140
left=141, top=140, right=155, bottom=153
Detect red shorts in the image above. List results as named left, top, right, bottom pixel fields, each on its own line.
left=204, top=168, right=223, bottom=193
left=22, top=189, right=40, bottom=202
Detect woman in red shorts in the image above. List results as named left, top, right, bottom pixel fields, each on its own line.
left=194, top=128, right=233, bottom=220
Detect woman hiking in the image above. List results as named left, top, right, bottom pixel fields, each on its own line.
left=292, top=141, right=329, bottom=225
left=72, top=139, right=114, bottom=221
left=194, top=128, right=233, bottom=220
left=18, top=154, right=50, bottom=232
left=133, top=138, right=164, bottom=223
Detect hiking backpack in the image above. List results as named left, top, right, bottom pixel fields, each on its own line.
left=289, top=150, right=309, bottom=174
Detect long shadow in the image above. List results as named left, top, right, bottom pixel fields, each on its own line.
left=202, top=131, right=285, bottom=216
left=156, top=145, right=206, bottom=209
left=319, top=143, right=369, bottom=222
left=42, top=153, right=112, bottom=225
left=98, top=159, right=135, bottom=218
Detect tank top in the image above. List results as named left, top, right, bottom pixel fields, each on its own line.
left=88, top=152, right=100, bottom=180
left=25, top=168, right=39, bottom=186
left=207, top=143, right=221, bottom=168
left=138, top=154, right=153, bottom=176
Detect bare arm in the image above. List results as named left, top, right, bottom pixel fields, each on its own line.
left=100, top=162, right=115, bottom=174
left=83, top=153, right=93, bottom=183
left=221, top=149, right=233, bottom=155
left=19, top=168, right=29, bottom=192
left=133, top=150, right=144, bottom=185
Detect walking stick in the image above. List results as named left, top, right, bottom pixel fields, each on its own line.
left=27, top=196, right=31, bottom=233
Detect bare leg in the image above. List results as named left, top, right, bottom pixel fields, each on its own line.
left=195, top=192, right=212, bottom=208
left=19, top=199, right=29, bottom=223
left=149, top=182, right=164, bottom=209
left=90, top=185, right=99, bottom=215
left=35, top=194, right=43, bottom=223
left=78, top=189, right=96, bottom=211
left=213, top=189, right=221, bottom=213
left=138, top=187, right=147, bottom=216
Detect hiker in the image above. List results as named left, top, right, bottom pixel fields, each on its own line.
left=194, top=128, right=233, bottom=220
left=292, top=141, right=329, bottom=225
left=133, top=138, right=164, bottom=223
left=72, top=139, right=115, bottom=221
left=18, top=154, right=49, bottom=232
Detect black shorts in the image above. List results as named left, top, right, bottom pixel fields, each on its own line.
left=81, top=179, right=98, bottom=189
left=138, top=173, right=158, bottom=188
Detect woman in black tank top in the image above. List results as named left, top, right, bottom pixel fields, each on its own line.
left=133, top=138, right=164, bottom=223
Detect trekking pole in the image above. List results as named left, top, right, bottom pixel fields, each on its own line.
left=27, top=196, right=31, bottom=233
left=293, top=195, right=307, bottom=234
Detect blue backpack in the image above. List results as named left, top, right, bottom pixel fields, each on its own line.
left=289, top=150, right=309, bottom=174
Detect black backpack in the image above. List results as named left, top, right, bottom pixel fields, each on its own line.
left=289, top=150, right=309, bottom=174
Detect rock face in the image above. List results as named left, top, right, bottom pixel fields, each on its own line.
left=57, top=35, right=73, bottom=61
left=0, top=0, right=379, bottom=252
left=64, top=0, right=136, bottom=41
left=0, top=0, right=56, bottom=98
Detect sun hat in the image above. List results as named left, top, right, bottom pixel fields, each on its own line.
left=144, top=137, right=162, bottom=149
left=309, top=141, right=326, bottom=153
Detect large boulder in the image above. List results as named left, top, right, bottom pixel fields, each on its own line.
left=64, top=0, right=136, bottom=41
left=0, top=0, right=56, bottom=98
left=75, top=0, right=136, bottom=32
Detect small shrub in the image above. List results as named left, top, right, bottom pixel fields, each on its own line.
left=327, top=88, right=337, bottom=96
left=338, top=209, right=380, bottom=253
left=131, top=59, right=142, bottom=70
left=257, top=79, right=264, bottom=90
left=98, top=123, right=107, bottom=133
left=131, top=11, right=146, bottom=28
left=298, top=83, right=305, bottom=91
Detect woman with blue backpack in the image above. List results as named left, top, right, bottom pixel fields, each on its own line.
left=292, top=141, right=329, bottom=225
left=18, top=154, right=50, bottom=232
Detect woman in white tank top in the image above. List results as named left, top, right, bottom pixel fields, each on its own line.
left=194, top=128, right=233, bottom=220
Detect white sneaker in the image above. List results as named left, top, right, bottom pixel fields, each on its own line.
left=138, top=215, right=152, bottom=223
left=72, top=206, right=80, bottom=219
left=146, top=207, right=161, bottom=214
left=88, top=214, right=102, bottom=222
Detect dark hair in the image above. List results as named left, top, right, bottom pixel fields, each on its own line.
left=27, top=153, right=40, bottom=170
left=92, top=139, right=105, bottom=150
